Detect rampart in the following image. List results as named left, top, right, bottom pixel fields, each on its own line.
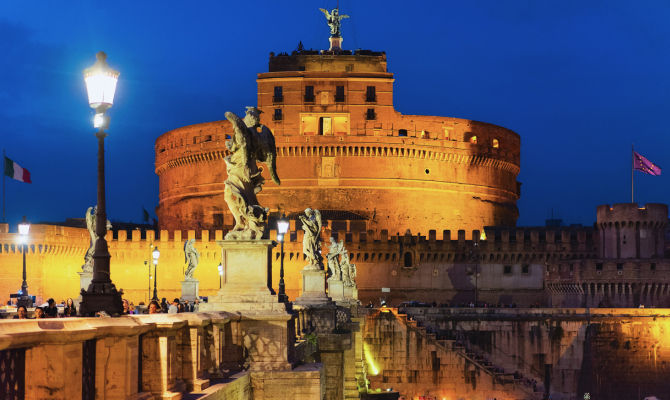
left=380, top=307, right=670, bottom=400
left=0, top=222, right=613, bottom=307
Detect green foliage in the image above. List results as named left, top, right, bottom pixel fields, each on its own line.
left=305, top=332, right=318, bottom=346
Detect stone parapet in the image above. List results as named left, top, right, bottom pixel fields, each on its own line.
left=0, top=311, right=320, bottom=400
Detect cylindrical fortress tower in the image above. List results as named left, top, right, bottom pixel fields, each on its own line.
left=156, top=49, right=521, bottom=235
left=596, top=203, right=667, bottom=259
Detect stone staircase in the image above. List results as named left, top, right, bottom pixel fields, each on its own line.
left=396, top=309, right=545, bottom=400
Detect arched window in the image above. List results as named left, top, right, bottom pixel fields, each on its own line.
left=403, top=252, right=413, bottom=268
left=492, top=138, right=499, bottom=148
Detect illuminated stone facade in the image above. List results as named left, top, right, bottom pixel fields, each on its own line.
left=0, top=203, right=667, bottom=309
left=155, top=49, right=521, bottom=235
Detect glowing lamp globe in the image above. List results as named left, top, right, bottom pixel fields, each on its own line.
left=83, top=52, right=120, bottom=113
left=218, top=263, right=223, bottom=276
left=152, top=247, right=160, bottom=265
left=18, top=216, right=30, bottom=244
left=277, top=215, right=289, bottom=235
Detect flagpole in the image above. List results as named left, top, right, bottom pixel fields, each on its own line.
left=631, top=144, right=634, bottom=204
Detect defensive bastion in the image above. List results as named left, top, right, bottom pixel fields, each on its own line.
left=155, top=49, right=521, bottom=236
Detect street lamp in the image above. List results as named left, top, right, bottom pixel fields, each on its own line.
left=16, top=216, right=32, bottom=309
left=277, top=215, right=289, bottom=303
left=152, top=247, right=160, bottom=301
left=79, top=51, right=123, bottom=316
left=217, top=263, right=223, bottom=289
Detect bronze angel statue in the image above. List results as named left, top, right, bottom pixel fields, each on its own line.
left=223, top=107, right=280, bottom=240
left=320, top=7, right=349, bottom=37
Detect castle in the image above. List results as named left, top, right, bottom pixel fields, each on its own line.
left=0, top=16, right=668, bottom=311
left=155, top=44, right=521, bottom=235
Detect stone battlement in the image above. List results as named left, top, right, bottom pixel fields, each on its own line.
left=597, top=203, right=668, bottom=226
left=0, top=224, right=597, bottom=253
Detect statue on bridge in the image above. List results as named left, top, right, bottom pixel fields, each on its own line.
left=183, top=239, right=200, bottom=280
left=223, top=107, right=280, bottom=240
left=300, top=208, right=323, bottom=269
left=82, top=206, right=112, bottom=273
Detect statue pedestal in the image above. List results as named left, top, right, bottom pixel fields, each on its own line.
left=200, top=240, right=288, bottom=313
left=327, top=279, right=345, bottom=302
left=344, top=286, right=358, bottom=301
left=295, top=267, right=332, bottom=306
left=199, top=239, right=295, bottom=371
left=181, top=280, right=199, bottom=302
left=78, top=271, right=93, bottom=293
left=77, top=270, right=92, bottom=305
left=329, top=36, right=343, bottom=51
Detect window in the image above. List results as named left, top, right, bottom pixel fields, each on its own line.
left=596, top=263, right=603, bottom=271
left=366, top=86, right=376, bottom=102
left=492, top=138, right=499, bottom=148
left=333, top=116, right=349, bottom=135
left=469, top=135, right=478, bottom=144
left=403, top=252, right=413, bottom=268
left=366, top=108, right=376, bottom=120
left=273, top=86, right=283, bottom=102
left=522, top=264, right=529, bottom=274
left=304, top=86, right=315, bottom=102
left=335, top=86, right=345, bottom=102
left=617, top=263, right=624, bottom=270
left=503, top=265, right=512, bottom=275
left=319, top=117, right=331, bottom=135
left=273, top=108, right=282, bottom=121
left=651, top=263, right=656, bottom=271
left=398, top=129, right=408, bottom=137
left=301, top=116, right=317, bottom=135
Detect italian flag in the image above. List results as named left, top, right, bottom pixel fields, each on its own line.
left=4, top=156, right=32, bottom=183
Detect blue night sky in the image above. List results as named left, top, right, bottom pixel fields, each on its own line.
left=1, top=1, right=669, bottom=230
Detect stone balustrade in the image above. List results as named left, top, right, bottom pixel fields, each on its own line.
left=0, top=312, right=237, bottom=400
left=0, top=310, right=327, bottom=400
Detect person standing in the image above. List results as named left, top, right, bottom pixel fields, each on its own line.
left=63, top=298, right=77, bottom=317
left=44, top=298, right=58, bottom=318
left=13, top=306, right=28, bottom=319
left=168, top=298, right=180, bottom=314
left=148, top=300, right=160, bottom=314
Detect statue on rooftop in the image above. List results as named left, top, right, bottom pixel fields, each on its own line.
left=223, top=107, right=280, bottom=240
left=183, top=239, right=200, bottom=280
left=320, top=7, right=349, bottom=37
left=82, top=206, right=112, bottom=273
left=300, top=208, right=323, bottom=269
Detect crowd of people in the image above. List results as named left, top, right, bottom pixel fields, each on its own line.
left=9, top=296, right=201, bottom=318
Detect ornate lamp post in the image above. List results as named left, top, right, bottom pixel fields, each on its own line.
left=16, top=216, right=32, bottom=309
left=152, top=247, right=160, bottom=301
left=277, top=215, right=290, bottom=303
left=79, top=52, right=123, bottom=316
left=217, top=263, right=223, bottom=289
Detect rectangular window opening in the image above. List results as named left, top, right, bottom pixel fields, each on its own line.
left=304, top=86, right=315, bottom=102
left=366, top=86, right=376, bottom=102
left=273, top=108, right=282, bottom=121
left=273, top=86, right=283, bottom=103
left=335, top=86, right=345, bottom=102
